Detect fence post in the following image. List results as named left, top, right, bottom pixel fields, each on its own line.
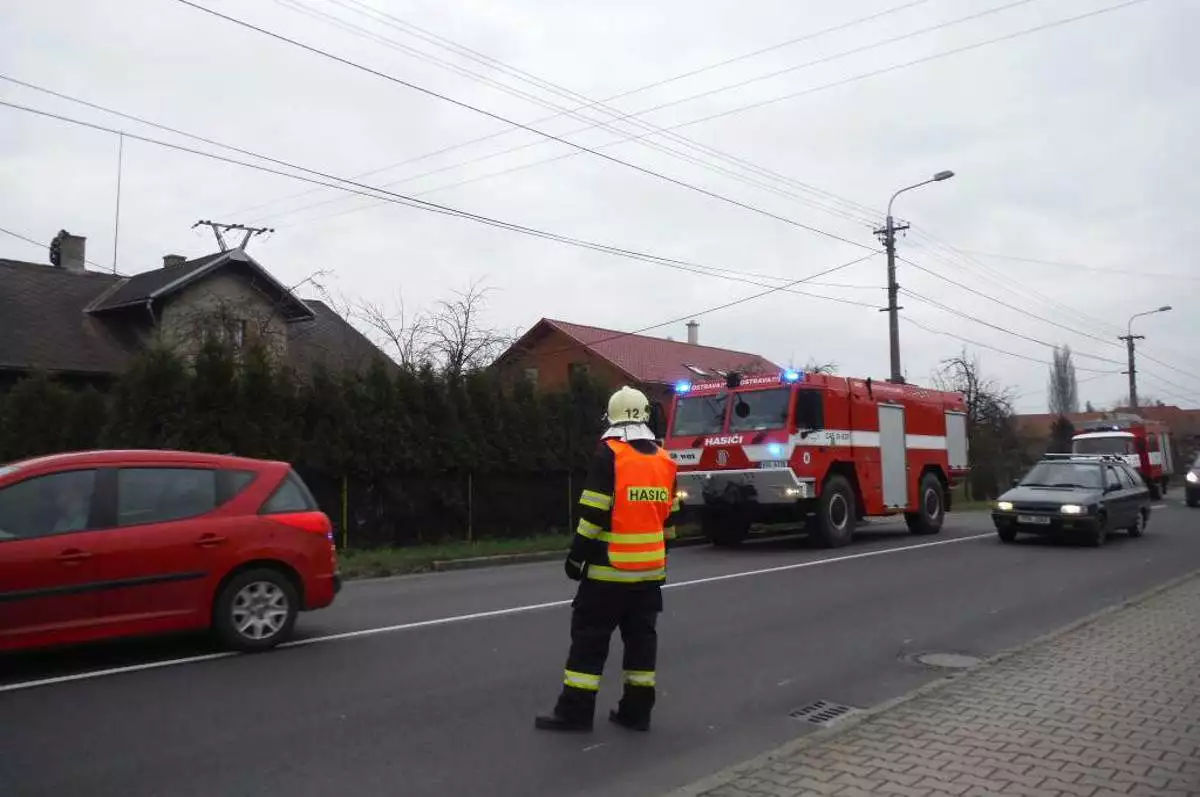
left=467, top=472, right=474, bottom=543
left=340, top=475, right=348, bottom=549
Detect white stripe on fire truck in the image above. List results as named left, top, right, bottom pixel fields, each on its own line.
left=669, top=431, right=948, bottom=461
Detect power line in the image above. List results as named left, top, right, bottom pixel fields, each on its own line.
left=1012, top=371, right=1120, bottom=402
left=527, top=253, right=881, bottom=361
left=265, top=0, right=883, bottom=229
left=901, top=287, right=1126, bottom=367
left=899, top=255, right=1126, bottom=350
left=955, top=249, right=1200, bottom=282
left=256, top=0, right=1023, bottom=224
left=904, top=230, right=1127, bottom=339
left=171, top=0, right=877, bottom=254
left=902, top=315, right=1120, bottom=373
left=230, top=0, right=922, bottom=223
left=600, top=0, right=1152, bottom=143
left=0, top=224, right=117, bottom=273
left=0, top=97, right=882, bottom=307
left=244, top=0, right=1036, bottom=229
left=244, top=0, right=1149, bottom=233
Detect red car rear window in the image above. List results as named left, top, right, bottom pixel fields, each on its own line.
left=260, top=471, right=319, bottom=514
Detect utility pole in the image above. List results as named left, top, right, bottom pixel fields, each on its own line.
left=1120, top=305, right=1172, bottom=410
left=875, top=171, right=956, bottom=384
left=192, top=220, right=275, bottom=252
left=875, top=214, right=909, bottom=384
left=1118, top=332, right=1142, bottom=409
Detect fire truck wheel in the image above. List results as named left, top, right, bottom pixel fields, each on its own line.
left=702, top=507, right=749, bottom=547
left=905, top=474, right=945, bottom=536
left=813, top=475, right=856, bottom=548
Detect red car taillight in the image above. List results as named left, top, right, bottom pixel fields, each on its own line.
left=269, top=511, right=333, bottom=537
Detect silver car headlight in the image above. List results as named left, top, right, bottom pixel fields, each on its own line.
left=996, top=501, right=1014, bottom=512
left=1060, top=504, right=1085, bottom=515
left=1188, top=471, right=1198, bottom=484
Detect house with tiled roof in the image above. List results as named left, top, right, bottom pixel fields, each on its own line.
left=493, top=317, right=782, bottom=410
left=0, top=232, right=386, bottom=389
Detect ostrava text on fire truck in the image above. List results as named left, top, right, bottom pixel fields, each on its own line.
left=663, top=369, right=969, bottom=547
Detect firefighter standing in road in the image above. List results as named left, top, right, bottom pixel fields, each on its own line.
left=536, top=386, right=680, bottom=732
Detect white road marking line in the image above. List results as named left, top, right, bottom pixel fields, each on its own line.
left=0, top=652, right=237, bottom=693
left=1152, top=503, right=1166, bottom=510
left=0, top=533, right=991, bottom=694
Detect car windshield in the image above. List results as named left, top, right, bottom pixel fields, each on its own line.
left=671, top=392, right=728, bottom=436
left=1020, top=461, right=1102, bottom=489
left=1073, top=436, right=1136, bottom=455
left=729, top=388, right=791, bottom=433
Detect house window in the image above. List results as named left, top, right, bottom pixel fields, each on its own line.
left=568, top=362, right=590, bottom=379
left=524, top=367, right=539, bottom=386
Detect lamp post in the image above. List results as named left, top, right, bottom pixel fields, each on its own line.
left=877, top=170, right=955, bottom=383
left=1119, top=305, right=1171, bottom=408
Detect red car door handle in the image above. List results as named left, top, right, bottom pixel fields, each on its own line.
left=57, top=549, right=92, bottom=564
left=196, top=534, right=227, bottom=548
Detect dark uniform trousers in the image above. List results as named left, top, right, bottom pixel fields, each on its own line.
left=555, top=580, right=662, bottom=724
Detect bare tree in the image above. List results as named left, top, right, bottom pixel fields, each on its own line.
left=1047, top=345, right=1079, bottom=416
left=352, top=293, right=432, bottom=371
left=935, top=349, right=1020, bottom=499
left=803, top=359, right=838, bottom=375
left=426, top=279, right=512, bottom=378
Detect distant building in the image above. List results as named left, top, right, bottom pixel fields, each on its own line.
left=493, top=317, right=781, bottom=410
left=0, top=231, right=385, bottom=389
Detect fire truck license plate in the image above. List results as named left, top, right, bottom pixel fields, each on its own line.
left=1018, top=515, right=1051, bottom=525
left=759, top=461, right=788, bottom=469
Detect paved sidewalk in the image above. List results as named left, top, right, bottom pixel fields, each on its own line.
left=675, top=575, right=1200, bottom=797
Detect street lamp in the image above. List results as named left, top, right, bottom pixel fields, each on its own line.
left=1120, top=305, right=1172, bottom=409
left=878, top=170, right=957, bottom=383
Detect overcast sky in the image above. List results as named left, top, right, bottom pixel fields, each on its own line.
left=2, top=0, right=1196, bottom=412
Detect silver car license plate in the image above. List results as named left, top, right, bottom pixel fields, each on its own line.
left=1018, top=515, right=1051, bottom=525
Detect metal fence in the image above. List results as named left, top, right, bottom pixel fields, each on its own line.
left=301, top=470, right=589, bottom=549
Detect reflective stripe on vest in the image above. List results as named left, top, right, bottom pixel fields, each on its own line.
left=604, top=439, right=676, bottom=573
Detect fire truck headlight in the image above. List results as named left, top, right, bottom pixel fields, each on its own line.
left=1060, top=504, right=1085, bottom=515
left=1187, top=471, right=1198, bottom=484
left=784, top=486, right=806, bottom=498
left=676, top=489, right=690, bottom=501
left=996, top=501, right=1014, bottom=512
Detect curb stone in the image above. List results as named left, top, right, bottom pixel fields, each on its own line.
left=660, top=565, right=1200, bottom=797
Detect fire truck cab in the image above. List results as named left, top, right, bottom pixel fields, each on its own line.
left=663, top=370, right=969, bottom=548
left=1071, top=414, right=1174, bottom=498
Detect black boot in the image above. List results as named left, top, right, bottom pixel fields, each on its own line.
left=535, top=687, right=595, bottom=732
left=610, top=684, right=654, bottom=731
left=608, top=709, right=650, bottom=732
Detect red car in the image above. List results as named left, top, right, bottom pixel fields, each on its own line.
left=0, top=450, right=340, bottom=653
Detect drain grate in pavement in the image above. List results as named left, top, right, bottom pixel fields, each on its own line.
left=789, top=700, right=858, bottom=726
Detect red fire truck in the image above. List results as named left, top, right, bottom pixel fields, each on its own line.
left=1071, top=414, right=1175, bottom=498
left=663, top=369, right=969, bottom=548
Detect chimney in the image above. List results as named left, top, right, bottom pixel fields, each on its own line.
left=686, top=320, right=699, bottom=345
left=50, top=230, right=87, bottom=274
left=163, top=254, right=186, bottom=268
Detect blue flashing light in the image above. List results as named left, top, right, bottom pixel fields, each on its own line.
left=675, top=380, right=692, bottom=393
left=767, top=443, right=784, bottom=457
left=783, top=370, right=802, bottom=383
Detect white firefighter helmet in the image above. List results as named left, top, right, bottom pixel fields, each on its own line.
left=607, top=386, right=651, bottom=425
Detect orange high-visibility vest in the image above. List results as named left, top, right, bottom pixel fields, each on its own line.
left=605, top=439, right=677, bottom=572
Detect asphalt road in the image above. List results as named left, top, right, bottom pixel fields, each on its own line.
left=3, top=499, right=1198, bottom=797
